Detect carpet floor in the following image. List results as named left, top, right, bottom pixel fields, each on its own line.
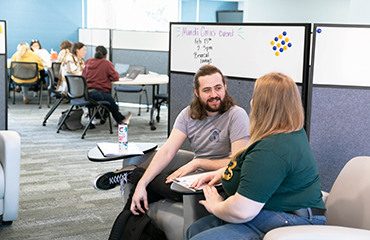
left=0, top=94, right=168, bottom=240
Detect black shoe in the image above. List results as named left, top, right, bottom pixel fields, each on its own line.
left=93, top=165, right=137, bottom=190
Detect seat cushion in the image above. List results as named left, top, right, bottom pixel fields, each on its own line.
left=147, top=199, right=184, bottom=240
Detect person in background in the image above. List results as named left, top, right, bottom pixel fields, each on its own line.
left=10, top=42, right=44, bottom=104
left=57, top=40, right=73, bottom=63
left=30, top=39, right=51, bottom=68
left=56, top=41, right=86, bottom=93
left=81, top=45, right=132, bottom=126
left=185, top=72, right=326, bottom=240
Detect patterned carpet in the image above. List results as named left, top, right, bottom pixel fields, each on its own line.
left=0, top=94, right=168, bottom=240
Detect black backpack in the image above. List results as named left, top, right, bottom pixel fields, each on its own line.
left=108, top=209, right=167, bottom=240
left=57, top=109, right=84, bottom=131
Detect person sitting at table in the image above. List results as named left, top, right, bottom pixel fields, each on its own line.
left=29, top=39, right=50, bottom=97
left=57, top=40, right=73, bottom=63
left=81, top=45, right=132, bottom=125
left=10, top=42, right=44, bottom=104
left=30, top=39, right=51, bottom=68
left=184, top=72, right=326, bottom=240
left=94, top=65, right=250, bottom=217
left=56, top=41, right=86, bottom=93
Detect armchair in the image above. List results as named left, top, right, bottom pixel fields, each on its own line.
left=264, top=156, right=370, bottom=240
left=0, top=131, right=21, bottom=225
left=122, top=149, right=210, bottom=240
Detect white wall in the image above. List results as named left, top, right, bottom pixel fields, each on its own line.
left=241, top=0, right=370, bottom=24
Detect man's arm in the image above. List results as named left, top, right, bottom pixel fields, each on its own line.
left=130, top=128, right=187, bottom=214
left=166, top=138, right=249, bottom=183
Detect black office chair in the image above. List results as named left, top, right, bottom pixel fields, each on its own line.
left=114, top=65, right=149, bottom=116
left=10, top=61, right=43, bottom=108
left=42, top=68, right=68, bottom=126
left=51, top=62, right=61, bottom=85
left=150, top=92, right=168, bottom=131
left=57, top=74, right=113, bottom=139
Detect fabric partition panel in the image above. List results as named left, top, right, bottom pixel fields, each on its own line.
left=0, top=21, right=7, bottom=130
left=169, top=22, right=311, bottom=142
left=309, top=24, right=370, bottom=192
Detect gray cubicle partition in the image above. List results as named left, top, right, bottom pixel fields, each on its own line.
left=169, top=22, right=311, bottom=151
left=308, top=24, right=370, bottom=192
left=0, top=21, right=7, bottom=130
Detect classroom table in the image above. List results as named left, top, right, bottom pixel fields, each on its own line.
left=112, top=74, right=168, bottom=130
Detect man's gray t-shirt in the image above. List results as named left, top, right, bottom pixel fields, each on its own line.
left=173, top=105, right=250, bottom=159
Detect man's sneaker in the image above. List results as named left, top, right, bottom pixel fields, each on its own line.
left=122, top=112, right=132, bottom=125
left=93, top=165, right=137, bottom=191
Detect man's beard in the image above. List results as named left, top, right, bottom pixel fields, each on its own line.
left=200, top=97, right=224, bottom=113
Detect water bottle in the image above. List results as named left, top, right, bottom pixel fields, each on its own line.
left=118, top=123, right=128, bottom=153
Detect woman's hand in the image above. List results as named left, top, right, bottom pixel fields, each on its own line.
left=130, top=183, right=148, bottom=215
left=190, top=170, right=222, bottom=189
left=199, top=186, right=224, bottom=214
left=165, top=160, right=198, bottom=183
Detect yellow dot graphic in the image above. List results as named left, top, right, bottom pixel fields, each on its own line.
left=277, top=43, right=281, bottom=48
left=270, top=41, right=275, bottom=45
left=283, top=46, right=288, bottom=50
left=275, top=52, right=280, bottom=56
left=285, top=38, right=289, bottom=42
left=279, top=34, right=283, bottom=39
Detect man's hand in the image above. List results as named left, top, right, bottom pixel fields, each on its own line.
left=130, top=183, right=149, bottom=215
left=165, top=160, right=198, bottom=183
left=199, top=185, right=224, bottom=214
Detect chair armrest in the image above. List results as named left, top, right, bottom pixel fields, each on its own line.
left=263, top=225, right=370, bottom=240
left=0, top=131, right=21, bottom=222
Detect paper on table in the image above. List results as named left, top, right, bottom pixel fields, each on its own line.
left=97, top=142, right=144, bottom=157
left=171, top=171, right=220, bottom=192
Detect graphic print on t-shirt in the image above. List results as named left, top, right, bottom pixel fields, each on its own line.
left=223, top=160, right=237, bottom=181
left=209, top=128, right=221, bottom=142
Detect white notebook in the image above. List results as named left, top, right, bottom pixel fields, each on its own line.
left=97, top=142, right=144, bottom=157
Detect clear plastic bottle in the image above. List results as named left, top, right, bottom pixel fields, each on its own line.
left=118, top=123, right=128, bottom=153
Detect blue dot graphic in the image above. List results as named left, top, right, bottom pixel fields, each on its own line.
left=279, top=48, right=284, bottom=52
left=273, top=46, right=277, bottom=51
left=317, top=28, right=322, bottom=34
left=281, top=40, right=286, bottom=45
left=282, top=31, right=287, bottom=36
left=287, top=43, right=292, bottom=48
left=274, top=37, right=279, bottom=41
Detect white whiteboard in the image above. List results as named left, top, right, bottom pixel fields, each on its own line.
left=312, top=25, right=370, bottom=87
left=0, top=21, right=5, bottom=54
left=170, top=23, right=309, bottom=83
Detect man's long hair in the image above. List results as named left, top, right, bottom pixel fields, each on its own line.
left=190, top=65, right=236, bottom=120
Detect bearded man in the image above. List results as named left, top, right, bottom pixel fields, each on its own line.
left=95, top=65, right=250, bottom=214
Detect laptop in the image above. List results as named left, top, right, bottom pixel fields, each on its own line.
left=120, top=68, right=142, bottom=81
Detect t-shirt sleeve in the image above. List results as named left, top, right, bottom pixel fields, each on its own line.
left=173, top=107, right=189, bottom=135
left=229, top=107, right=250, bottom=143
left=237, top=149, right=289, bottom=203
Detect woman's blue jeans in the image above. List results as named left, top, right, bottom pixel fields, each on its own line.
left=185, top=210, right=326, bottom=240
left=88, top=90, right=124, bottom=123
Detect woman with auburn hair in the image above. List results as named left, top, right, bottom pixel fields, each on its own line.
left=185, top=72, right=326, bottom=240
left=57, top=40, right=73, bottom=63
